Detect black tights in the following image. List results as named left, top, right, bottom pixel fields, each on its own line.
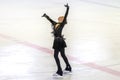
left=54, top=48, right=71, bottom=75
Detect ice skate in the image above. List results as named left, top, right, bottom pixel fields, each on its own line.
left=53, top=73, right=63, bottom=78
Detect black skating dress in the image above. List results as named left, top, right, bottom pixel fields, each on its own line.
left=45, top=6, right=69, bottom=50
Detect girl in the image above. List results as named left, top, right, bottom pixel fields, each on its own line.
left=42, top=4, right=72, bottom=77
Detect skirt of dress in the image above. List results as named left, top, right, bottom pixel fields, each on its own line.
left=53, top=37, right=67, bottom=49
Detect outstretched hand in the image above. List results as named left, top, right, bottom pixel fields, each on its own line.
left=64, top=3, right=69, bottom=8
left=42, top=13, right=47, bottom=17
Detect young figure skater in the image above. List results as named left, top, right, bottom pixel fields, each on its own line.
left=42, top=4, right=72, bottom=77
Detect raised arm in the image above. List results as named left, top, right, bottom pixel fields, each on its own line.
left=42, top=13, right=56, bottom=25
left=63, top=3, right=69, bottom=23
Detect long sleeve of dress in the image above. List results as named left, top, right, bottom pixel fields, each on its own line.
left=45, top=15, right=56, bottom=25
left=63, top=6, right=69, bottom=23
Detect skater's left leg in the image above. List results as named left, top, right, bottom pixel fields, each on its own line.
left=54, top=49, right=63, bottom=76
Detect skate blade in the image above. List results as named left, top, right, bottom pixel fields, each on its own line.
left=52, top=73, right=63, bottom=79
left=63, top=70, right=72, bottom=75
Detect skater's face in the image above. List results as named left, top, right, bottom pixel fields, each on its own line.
left=58, top=16, right=64, bottom=23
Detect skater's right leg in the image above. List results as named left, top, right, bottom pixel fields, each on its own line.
left=60, top=48, right=72, bottom=72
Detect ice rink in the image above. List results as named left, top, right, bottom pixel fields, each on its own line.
left=0, top=0, right=120, bottom=80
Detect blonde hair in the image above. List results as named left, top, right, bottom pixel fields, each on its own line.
left=58, top=16, right=64, bottom=22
